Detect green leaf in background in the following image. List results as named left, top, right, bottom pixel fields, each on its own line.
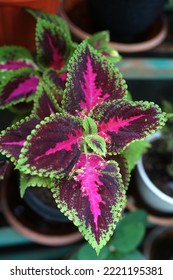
left=110, top=210, right=147, bottom=254
left=107, top=249, right=145, bottom=260
left=123, top=140, right=150, bottom=171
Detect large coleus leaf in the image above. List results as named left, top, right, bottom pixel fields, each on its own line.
left=0, top=115, right=40, bottom=163
left=90, top=100, right=167, bottom=154
left=32, top=81, right=60, bottom=119
left=36, top=18, right=75, bottom=71
left=0, top=68, right=40, bottom=109
left=0, top=46, right=37, bottom=71
left=88, top=31, right=121, bottom=64
left=17, top=113, right=83, bottom=178
left=52, top=153, right=126, bottom=254
left=63, top=41, right=127, bottom=117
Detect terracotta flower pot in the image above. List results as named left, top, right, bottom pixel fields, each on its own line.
left=59, top=0, right=168, bottom=53
left=1, top=165, right=82, bottom=246
left=143, top=226, right=173, bottom=260
left=87, top=0, right=167, bottom=43
left=0, top=0, right=60, bottom=52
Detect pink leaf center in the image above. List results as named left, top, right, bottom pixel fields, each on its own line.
left=74, top=154, right=106, bottom=231
left=80, top=56, right=109, bottom=114
left=5, top=75, right=39, bottom=103
left=98, top=115, right=144, bottom=140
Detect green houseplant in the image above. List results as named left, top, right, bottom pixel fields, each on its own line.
left=0, top=10, right=167, bottom=254
left=136, top=100, right=173, bottom=213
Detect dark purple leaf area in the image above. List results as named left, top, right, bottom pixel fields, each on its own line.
left=38, top=29, right=70, bottom=70
left=91, top=100, right=162, bottom=154
left=63, top=45, right=126, bottom=116
left=0, top=74, right=40, bottom=106
left=0, top=117, right=39, bottom=161
left=34, top=89, right=58, bottom=119
left=106, top=154, right=130, bottom=190
left=22, top=115, right=83, bottom=176
left=46, top=69, right=67, bottom=91
left=53, top=154, right=125, bottom=244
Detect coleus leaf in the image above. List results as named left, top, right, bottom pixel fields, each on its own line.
left=20, top=172, right=52, bottom=198
left=26, top=8, right=71, bottom=39
left=90, top=100, right=167, bottom=154
left=106, top=154, right=130, bottom=190
left=36, top=18, right=75, bottom=71
left=0, top=68, right=40, bottom=109
left=63, top=41, right=127, bottom=117
left=0, top=46, right=36, bottom=70
left=0, top=115, right=40, bottom=163
left=52, top=153, right=126, bottom=254
left=17, top=113, right=83, bottom=178
left=43, top=69, right=67, bottom=92
left=83, top=116, right=97, bottom=135
left=32, top=81, right=60, bottom=119
left=85, top=135, right=107, bottom=156
left=88, top=31, right=121, bottom=64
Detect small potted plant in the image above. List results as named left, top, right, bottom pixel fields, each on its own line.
left=0, top=10, right=167, bottom=254
left=136, top=100, right=173, bottom=213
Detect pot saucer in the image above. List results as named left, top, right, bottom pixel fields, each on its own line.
left=1, top=166, right=82, bottom=246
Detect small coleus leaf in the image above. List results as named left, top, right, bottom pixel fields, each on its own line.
left=88, top=31, right=121, bottom=64
left=0, top=115, right=40, bottom=163
left=83, top=116, right=97, bottom=135
left=52, top=153, right=126, bottom=254
left=36, top=18, right=75, bottom=71
left=43, top=69, right=67, bottom=92
left=85, top=135, right=107, bottom=156
left=63, top=41, right=127, bottom=117
left=106, top=154, right=130, bottom=190
left=90, top=100, right=167, bottom=154
left=20, top=172, right=52, bottom=197
left=0, top=46, right=37, bottom=70
left=17, top=113, right=83, bottom=178
left=32, top=81, right=60, bottom=119
left=0, top=68, right=40, bottom=109
left=26, top=8, right=71, bottom=38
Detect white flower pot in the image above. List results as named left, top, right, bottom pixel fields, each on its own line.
left=136, top=131, right=173, bottom=213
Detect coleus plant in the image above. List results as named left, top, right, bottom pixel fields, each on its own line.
left=0, top=40, right=167, bottom=254
left=0, top=9, right=120, bottom=112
